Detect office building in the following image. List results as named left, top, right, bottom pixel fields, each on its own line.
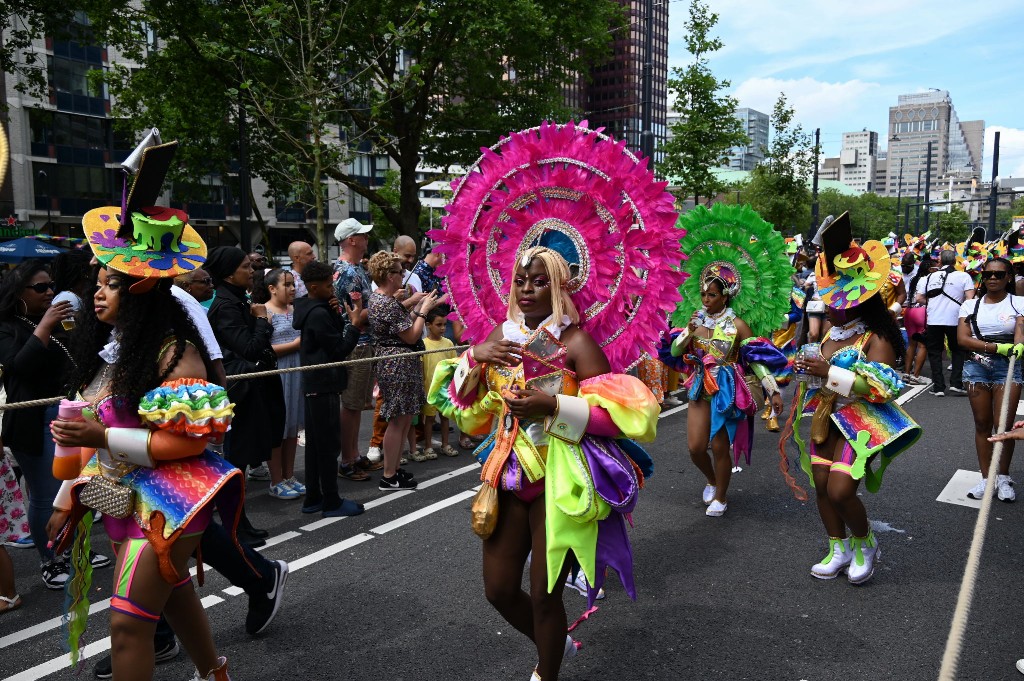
left=838, top=130, right=878, bottom=194
left=721, top=108, right=769, bottom=171
left=874, top=151, right=888, bottom=198
left=885, top=90, right=983, bottom=198
left=585, top=0, right=669, bottom=166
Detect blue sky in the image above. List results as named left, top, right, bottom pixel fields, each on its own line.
left=666, top=0, right=1024, bottom=180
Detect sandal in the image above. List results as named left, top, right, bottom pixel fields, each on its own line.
left=355, top=456, right=383, bottom=472
left=0, top=594, right=22, bottom=614
left=459, top=436, right=474, bottom=450
left=338, top=465, right=371, bottom=482
left=441, top=445, right=459, bottom=457
left=409, top=448, right=429, bottom=463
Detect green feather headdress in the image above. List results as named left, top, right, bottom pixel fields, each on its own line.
left=672, top=204, right=795, bottom=339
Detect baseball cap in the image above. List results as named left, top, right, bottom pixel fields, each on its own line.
left=335, top=218, right=373, bottom=242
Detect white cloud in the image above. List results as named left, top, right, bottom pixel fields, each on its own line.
left=731, top=77, right=888, bottom=140
left=985, top=126, right=1024, bottom=182
left=668, top=0, right=1019, bottom=76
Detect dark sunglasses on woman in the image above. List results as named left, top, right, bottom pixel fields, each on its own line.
left=23, top=282, right=55, bottom=293
left=980, top=271, right=1008, bottom=280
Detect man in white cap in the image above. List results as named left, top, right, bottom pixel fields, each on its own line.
left=332, top=217, right=384, bottom=476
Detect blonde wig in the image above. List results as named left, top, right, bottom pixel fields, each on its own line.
left=368, top=250, right=402, bottom=286
left=506, top=246, right=580, bottom=325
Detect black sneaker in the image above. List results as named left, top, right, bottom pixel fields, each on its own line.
left=245, top=560, right=289, bottom=635
left=62, top=549, right=112, bottom=569
left=41, top=559, right=70, bottom=591
left=93, top=638, right=179, bottom=678
left=395, top=467, right=415, bottom=482
left=929, top=388, right=945, bottom=397
left=379, top=473, right=418, bottom=491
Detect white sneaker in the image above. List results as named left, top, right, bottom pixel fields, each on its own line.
left=706, top=500, right=727, bottom=517
left=566, top=571, right=605, bottom=600
left=966, top=479, right=987, bottom=500
left=366, top=446, right=382, bottom=463
left=847, top=533, right=880, bottom=585
left=701, top=484, right=716, bottom=505
left=947, top=386, right=967, bottom=395
left=810, top=537, right=852, bottom=579
left=997, top=475, right=1016, bottom=502
left=662, top=395, right=683, bottom=407
left=247, top=464, right=270, bottom=481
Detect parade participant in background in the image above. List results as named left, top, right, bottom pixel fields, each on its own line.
left=429, top=121, right=681, bottom=681
left=175, top=268, right=215, bottom=305
left=917, top=249, right=974, bottom=396
left=956, top=257, right=1024, bottom=502
left=666, top=204, right=792, bottom=517
left=50, top=141, right=243, bottom=679
left=901, top=254, right=931, bottom=384
left=206, top=246, right=283, bottom=545
left=781, top=212, right=921, bottom=585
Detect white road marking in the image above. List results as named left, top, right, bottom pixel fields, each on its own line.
left=659, top=403, right=688, bottom=418
left=257, top=530, right=302, bottom=549
left=370, top=490, right=477, bottom=535
left=222, top=586, right=245, bottom=596
left=4, top=636, right=112, bottom=681
left=0, top=598, right=110, bottom=650
left=896, top=382, right=929, bottom=406
left=937, top=469, right=984, bottom=508
left=288, top=533, right=376, bottom=572
left=415, top=463, right=482, bottom=489
left=1016, top=399, right=1024, bottom=415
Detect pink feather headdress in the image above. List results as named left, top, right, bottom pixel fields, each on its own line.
left=429, top=121, right=685, bottom=372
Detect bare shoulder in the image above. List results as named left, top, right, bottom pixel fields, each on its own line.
left=562, top=325, right=611, bottom=378
left=732, top=316, right=753, bottom=338
left=160, top=341, right=208, bottom=382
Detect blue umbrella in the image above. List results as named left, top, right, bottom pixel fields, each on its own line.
left=0, top=237, right=66, bottom=263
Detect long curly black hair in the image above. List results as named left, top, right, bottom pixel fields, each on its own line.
left=66, top=271, right=209, bottom=408
left=854, top=294, right=906, bottom=362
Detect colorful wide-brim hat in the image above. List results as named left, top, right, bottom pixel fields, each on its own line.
left=431, top=120, right=683, bottom=372
left=814, top=212, right=891, bottom=310
left=82, top=137, right=206, bottom=280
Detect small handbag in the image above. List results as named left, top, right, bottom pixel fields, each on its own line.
left=79, top=474, right=135, bottom=519
left=470, top=484, right=499, bottom=540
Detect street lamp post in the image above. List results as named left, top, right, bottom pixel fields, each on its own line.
left=894, top=157, right=904, bottom=231
left=915, top=169, right=923, bottom=232
left=36, top=169, right=52, bottom=231
left=922, top=140, right=933, bottom=234
left=988, top=131, right=1001, bottom=238
left=810, top=127, right=821, bottom=237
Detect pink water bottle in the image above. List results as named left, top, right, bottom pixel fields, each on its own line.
left=52, top=399, right=90, bottom=480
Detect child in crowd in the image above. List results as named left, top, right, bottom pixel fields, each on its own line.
left=292, top=261, right=366, bottom=517
left=420, top=308, right=459, bottom=458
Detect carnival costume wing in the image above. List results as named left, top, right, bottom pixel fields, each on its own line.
left=672, top=204, right=794, bottom=339
left=430, top=120, right=684, bottom=372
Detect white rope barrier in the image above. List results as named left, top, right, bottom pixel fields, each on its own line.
left=937, top=354, right=1016, bottom=680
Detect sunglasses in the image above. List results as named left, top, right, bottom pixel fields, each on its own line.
left=23, top=282, right=55, bottom=293
left=192, top=278, right=213, bottom=285
left=980, top=271, right=1008, bottom=280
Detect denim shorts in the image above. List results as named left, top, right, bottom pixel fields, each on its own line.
left=963, top=355, right=1024, bottom=388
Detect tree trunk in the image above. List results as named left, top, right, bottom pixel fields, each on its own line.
left=398, top=159, right=423, bottom=241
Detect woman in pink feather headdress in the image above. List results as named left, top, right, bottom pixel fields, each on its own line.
left=427, top=122, right=682, bottom=680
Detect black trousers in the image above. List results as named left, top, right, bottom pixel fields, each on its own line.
left=304, top=393, right=344, bottom=511
left=925, top=324, right=965, bottom=391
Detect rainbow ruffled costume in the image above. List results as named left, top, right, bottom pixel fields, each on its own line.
left=54, top=376, right=243, bottom=661
left=429, top=323, right=658, bottom=606
left=787, top=334, right=920, bottom=493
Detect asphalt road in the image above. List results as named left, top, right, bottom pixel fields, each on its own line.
left=2, top=382, right=1023, bottom=681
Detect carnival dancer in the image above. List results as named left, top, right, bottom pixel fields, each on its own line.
left=665, top=204, right=792, bottom=517
left=46, top=139, right=241, bottom=680
left=428, top=121, right=682, bottom=681
left=780, top=212, right=921, bottom=585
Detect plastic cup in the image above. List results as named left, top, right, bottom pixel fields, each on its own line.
left=52, top=399, right=90, bottom=480
left=61, top=318, right=76, bottom=331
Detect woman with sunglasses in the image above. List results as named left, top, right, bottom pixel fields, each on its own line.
left=957, top=257, right=1024, bottom=502
left=0, top=260, right=106, bottom=590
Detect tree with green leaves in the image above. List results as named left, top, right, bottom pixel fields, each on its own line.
left=743, top=93, right=815, bottom=233
left=934, top=206, right=970, bottom=244
left=659, top=0, right=747, bottom=205
left=0, top=1, right=79, bottom=100
left=83, top=0, right=621, bottom=246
